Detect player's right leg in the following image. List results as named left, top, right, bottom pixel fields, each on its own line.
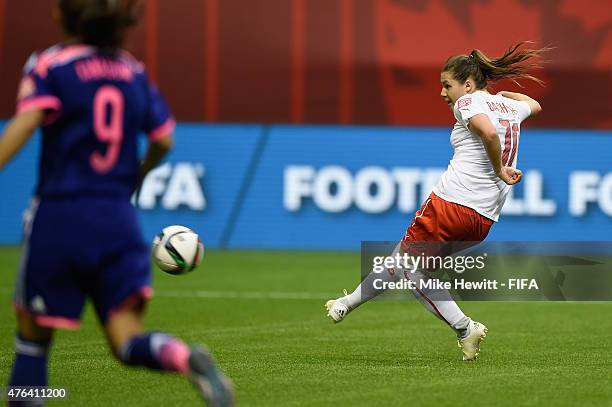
left=399, top=194, right=491, bottom=359
left=9, top=198, right=79, bottom=405
left=8, top=313, right=54, bottom=406
left=398, top=195, right=473, bottom=337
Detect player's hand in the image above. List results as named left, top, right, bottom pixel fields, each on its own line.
left=498, top=166, right=522, bottom=185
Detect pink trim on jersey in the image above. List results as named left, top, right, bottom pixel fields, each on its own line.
left=149, top=118, right=176, bottom=141
left=12, top=302, right=81, bottom=330
left=35, top=45, right=94, bottom=78
left=159, top=339, right=190, bottom=375
left=17, top=96, right=61, bottom=114
left=107, top=286, right=154, bottom=321
left=17, top=96, right=63, bottom=125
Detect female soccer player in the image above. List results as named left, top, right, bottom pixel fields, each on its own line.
left=326, top=42, right=547, bottom=361
left=0, top=1, right=233, bottom=405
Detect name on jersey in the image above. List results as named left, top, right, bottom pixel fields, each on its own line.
left=486, top=101, right=517, bottom=115
left=75, top=58, right=134, bottom=82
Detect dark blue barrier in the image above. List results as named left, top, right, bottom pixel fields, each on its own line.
left=0, top=122, right=610, bottom=248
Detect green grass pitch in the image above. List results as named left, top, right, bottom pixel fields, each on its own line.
left=0, top=246, right=610, bottom=406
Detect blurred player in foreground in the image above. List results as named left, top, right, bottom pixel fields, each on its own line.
left=0, top=1, right=233, bottom=405
left=326, top=42, right=548, bottom=361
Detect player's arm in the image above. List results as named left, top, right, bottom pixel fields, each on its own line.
left=497, top=91, right=542, bottom=117
left=138, top=134, right=174, bottom=184
left=0, top=110, right=44, bottom=170
left=469, top=113, right=522, bottom=185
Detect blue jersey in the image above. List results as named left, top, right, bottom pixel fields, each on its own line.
left=16, top=43, right=175, bottom=199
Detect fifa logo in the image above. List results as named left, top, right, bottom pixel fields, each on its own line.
left=135, top=162, right=206, bottom=211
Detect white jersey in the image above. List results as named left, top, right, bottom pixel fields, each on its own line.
left=433, top=90, right=531, bottom=222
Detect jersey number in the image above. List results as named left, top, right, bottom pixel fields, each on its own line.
left=90, top=86, right=124, bottom=174
left=499, top=119, right=519, bottom=167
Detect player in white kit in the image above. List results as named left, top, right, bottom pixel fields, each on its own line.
left=325, top=42, right=548, bottom=360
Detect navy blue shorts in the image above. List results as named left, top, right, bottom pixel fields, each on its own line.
left=13, top=197, right=152, bottom=329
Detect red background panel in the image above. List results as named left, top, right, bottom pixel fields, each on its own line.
left=0, top=0, right=610, bottom=128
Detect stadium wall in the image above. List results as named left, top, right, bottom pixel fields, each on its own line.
left=0, top=123, right=610, bottom=249
left=0, top=0, right=610, bottom=128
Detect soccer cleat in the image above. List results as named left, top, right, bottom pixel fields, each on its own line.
left=188, top=346, right=235, bottom=407
left=458, top=320, right=488, bottom=361
left=325, top=290, right=351, bottom=323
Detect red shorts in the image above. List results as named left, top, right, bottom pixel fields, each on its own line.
left=401, top=192, right=494, bottom=257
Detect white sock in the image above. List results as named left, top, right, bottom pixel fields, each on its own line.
left=343, top=265, right=399, bottom=309
left=403, top=267, right=471, bottom=335
left=343, top=243, right=402, bottom=309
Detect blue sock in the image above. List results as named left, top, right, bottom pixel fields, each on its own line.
left=119, top=332, right=189, bottom=374
left=9, top=334, right=51, bottom=406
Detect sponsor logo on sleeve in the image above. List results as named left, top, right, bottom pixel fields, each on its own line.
left=457, top=98, right=472, bottom=108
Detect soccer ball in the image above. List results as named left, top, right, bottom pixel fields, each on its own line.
left=152, top=225, right=204, bottom=275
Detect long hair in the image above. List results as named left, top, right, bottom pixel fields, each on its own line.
left=59, top=0, right=138, bottom=48
left=443, top=42, right=551, bottom=88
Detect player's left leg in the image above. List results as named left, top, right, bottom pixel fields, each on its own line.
left=91, top=220, right=233, bottom=406
left=325, top=194, right=446, bottom=322
left=103, top=302, right=234, bottom=406
left=9, top=312, right=54, bottom=402
left=104, top=302, right=188, bottom=373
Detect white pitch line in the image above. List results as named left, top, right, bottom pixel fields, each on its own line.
left=155, top=290, right=335, bottom=300
left=0, top=286, right=334, bottom=300
left=2, top=286, right=610, bottom=303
